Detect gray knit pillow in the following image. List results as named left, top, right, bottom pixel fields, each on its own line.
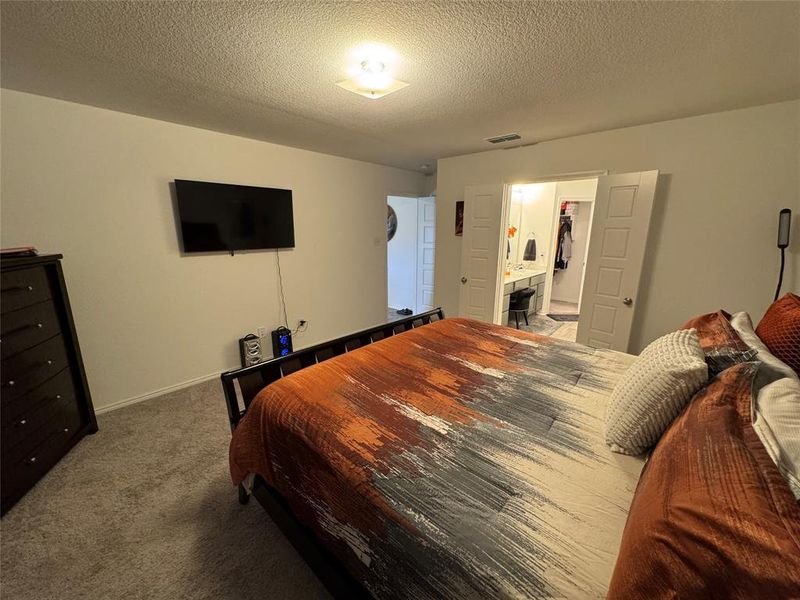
left=605, top=329, right=708, bottom=455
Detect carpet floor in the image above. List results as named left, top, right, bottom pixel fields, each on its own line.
left=0, top=379, right=330, bottom=600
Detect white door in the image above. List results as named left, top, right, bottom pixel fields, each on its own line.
left=458, top=185, right=506, bottom=322
left=416, top=197, right=436, bottom=312
left=576, top=171, right=658, bottom=352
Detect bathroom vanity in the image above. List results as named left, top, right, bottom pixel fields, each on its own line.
left=501, top=268, right=546, bottom=326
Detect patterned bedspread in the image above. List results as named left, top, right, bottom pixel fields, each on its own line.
left=229, top=318, right=645, bottom=599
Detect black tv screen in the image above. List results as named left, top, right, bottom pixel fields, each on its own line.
left=175, top=179, right=294, bottom=252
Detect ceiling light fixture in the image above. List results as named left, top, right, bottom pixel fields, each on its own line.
left=337, top=43, right=409, bottom=99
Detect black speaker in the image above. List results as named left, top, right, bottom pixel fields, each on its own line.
left=271, top=327, right=293, bottom=358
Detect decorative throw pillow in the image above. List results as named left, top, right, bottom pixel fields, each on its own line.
left=731, top=312, right=796, bottom=380
left=756, top=292, right=800, bottom=376
left=681, top=310, right=757, bottom=376
left=605, top=329, right=708, bottom=456
left=608, top=364, right=800, bottom=599
left=731, top=311, right=800, bottom=500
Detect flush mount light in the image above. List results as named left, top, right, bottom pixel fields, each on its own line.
left=336, top=43, right=409, bottom=99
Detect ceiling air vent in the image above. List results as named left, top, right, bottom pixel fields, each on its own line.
left=485, top=133, right=521, bottom=144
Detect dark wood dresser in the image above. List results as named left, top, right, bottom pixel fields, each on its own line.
left=1, top=254, right=97, bottom=515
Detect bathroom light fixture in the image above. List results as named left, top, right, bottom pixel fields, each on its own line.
left=336, top=43, right=408, bottom=99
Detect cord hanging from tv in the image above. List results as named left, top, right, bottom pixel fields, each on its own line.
left=174, top=179, right=295, bottom=253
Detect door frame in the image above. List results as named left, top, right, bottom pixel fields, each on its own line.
left=497, top=174, right=604, bottom=321
left=494, top=185, right=513, bottom=323
left=383, top=193, right=428, bottom=313
left=415, top=196, right=436, bottom=313
left=544, top=194, right=596, bottom=315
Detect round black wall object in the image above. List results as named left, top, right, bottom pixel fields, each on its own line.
left=387, top=205, right=398, bottom=241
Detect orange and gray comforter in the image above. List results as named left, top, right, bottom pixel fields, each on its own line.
left=229, top=318, right=644, bottom=599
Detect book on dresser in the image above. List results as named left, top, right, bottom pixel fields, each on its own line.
left=1, top=253, right=98, bottom=515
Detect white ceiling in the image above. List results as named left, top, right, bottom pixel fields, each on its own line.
left=2, top=1, right=799, bottom=172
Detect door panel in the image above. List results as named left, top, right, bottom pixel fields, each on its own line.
left=459, top=186, right=505, bottom=322
left=577, top=171, right=658, bottom=352
left=416, top=197, right=436, bottom=313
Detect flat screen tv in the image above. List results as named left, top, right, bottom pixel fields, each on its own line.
left=175, top=179, right=294, bottom=253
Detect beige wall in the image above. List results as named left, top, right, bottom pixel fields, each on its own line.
left=436, top=101, right=800, bottom=352
left=0, top=90, right=424, bottom=411
left=422, top=174, right=437, bottom=197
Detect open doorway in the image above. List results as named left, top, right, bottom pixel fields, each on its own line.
left=501, top=178, right=597, bottom=341
left=459, top=171, right=658, bottom=352
left=387, top=195, right=435, bottom=321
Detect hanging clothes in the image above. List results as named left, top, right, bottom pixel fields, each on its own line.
left=554, top=219, right=573, bottom=271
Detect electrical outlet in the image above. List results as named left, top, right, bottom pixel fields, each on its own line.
left=256, top=326, right=268, bottom=338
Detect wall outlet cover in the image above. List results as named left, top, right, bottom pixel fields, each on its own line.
left=256, top=326, right=268, bottom=338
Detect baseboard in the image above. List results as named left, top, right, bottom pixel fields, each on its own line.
left=95, top=368, right=237, bottom=415
left=549, top=297, right=579, bottom=305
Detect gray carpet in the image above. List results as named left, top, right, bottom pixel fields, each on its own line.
left=0, top=379, right=330, bottom=600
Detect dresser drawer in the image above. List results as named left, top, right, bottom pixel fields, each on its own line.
left=2, top=371, right=80, bottom=453
left=1, top=300, right=62, bottom=360
left=1, top=266, right=51, bottom=314
left=530, top=273, right=546, bottom=286
left=1, top=422, right=82, bottom=511
left=1, top=335, right=70, bottom=403
left=1, top=367, right=75, bottom=423
left=503, top=282, right=514, bottom=295
left=2, top=397, right=84, bottom=463
left=513, top=278, right=531, bottom=292
left=531, top=282, right=542, bottom=304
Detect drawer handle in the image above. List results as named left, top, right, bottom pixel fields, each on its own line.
left=7, top=380, right=15, bottom=387
left=63, top=428, right=70, bottom=433
left=25, top=456, right=37, bottom=465
left=3, top=321, right=45, bottom=338
left=16, top=419, right=27, bottom=427
left=2, top=284, right=35, bottom=294
left=55, top=394, right=62, bottom=400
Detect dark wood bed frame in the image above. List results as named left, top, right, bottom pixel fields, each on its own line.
left=220, top=308, right=445, bottom=599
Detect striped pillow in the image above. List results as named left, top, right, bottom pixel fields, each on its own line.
left=681, top=310, right=757, bottom=376
left=605, top=329, right=708, bottom=455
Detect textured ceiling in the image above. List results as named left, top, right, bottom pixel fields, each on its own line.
left=2, top=1, right=799, bottom=172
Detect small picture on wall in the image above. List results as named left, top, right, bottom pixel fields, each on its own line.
left=455, top=201, right=464, bottom=236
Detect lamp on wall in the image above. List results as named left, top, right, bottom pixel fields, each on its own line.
left=774, top=208, right=792, bottom=301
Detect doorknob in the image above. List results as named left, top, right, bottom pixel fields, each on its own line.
left=623, top=297, right=633, bottom=306
left=461, top=277, right=468, bottom=284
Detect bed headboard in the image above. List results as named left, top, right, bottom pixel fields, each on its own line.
left=220, top=308, right=445, bottom=430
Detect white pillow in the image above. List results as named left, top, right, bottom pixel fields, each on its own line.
left=731, top=312, right=800, bottom=500
left=605, top=328, right=708, bottom=456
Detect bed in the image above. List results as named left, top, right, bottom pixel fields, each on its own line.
left=222, top=310, right=645, bottom=599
